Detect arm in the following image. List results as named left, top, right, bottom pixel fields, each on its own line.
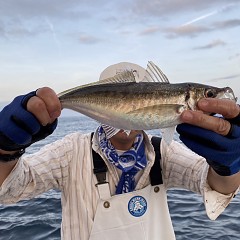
left=0, top=87, right=61, bottom=186
left=0, top=134, right=76, bottom=204
left=177, top=98, right=240, bottom=195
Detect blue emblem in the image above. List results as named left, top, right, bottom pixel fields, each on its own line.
left=128, top=195, right=147, bottom=217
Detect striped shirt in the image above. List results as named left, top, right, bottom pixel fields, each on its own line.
left=0, top=132, right=237, bottom=239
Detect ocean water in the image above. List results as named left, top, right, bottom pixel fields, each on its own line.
left=0, top=115, right=239, bottom=240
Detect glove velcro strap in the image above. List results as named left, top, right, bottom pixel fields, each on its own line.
left=208, top=159, right=240, bottom=176
left=0, top=149, right=25, bottom=162
left=207, top=160, right=231, bottom=176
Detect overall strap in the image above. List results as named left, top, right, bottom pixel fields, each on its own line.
left=91, top=133, right=110, bottom=199
left=91, top=133, right=108, bottom=185
left=149, top=136, right=163, bottom=185
left=91, top=133, right=163, bottom=186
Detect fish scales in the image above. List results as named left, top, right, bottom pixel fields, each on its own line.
left=61, top=82, right=187, bottom=102
left=60, top=82, right=187, bottom=112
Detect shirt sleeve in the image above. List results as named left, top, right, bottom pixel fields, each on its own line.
left=0, top=133, right=76, bottom=204
left=203, top=180, right=239, bottom=220
left=161, top=139, right=239, bottom=220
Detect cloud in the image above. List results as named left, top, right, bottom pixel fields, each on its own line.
left=213, top=19, right=240, bottom=29
left=6, top=26, right=33, bottom=38
left=78, top=34, right=102, bottom=44
left=0, top=0, right=92, bottom=19
left=229, top=53, right=240, bottom=60
left=162, top=18, right=240, bottom=39
left=210, top=74, right=240, bottom=82
left=129, top=0, right=239, bottom=18
left=0, top=21, right=6, bottom=37
left=0, top=1, right=239, bottom=41
left=181, top=3, right=236, bottom=26
left=139, top=26, right=160, bottom=36
left=135, top=2, right=240, bottom=39
left=193, top=40, right=226, bottom=50
left=0, top=18, right=44, bottom=39
left=1, top=1, right=239, bottom=22
left=164, top=25, right=211, bottom=38
left=0, top=0, right=101, bottom=39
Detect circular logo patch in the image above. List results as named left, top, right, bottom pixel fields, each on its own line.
left=128, top=195, right=147, bottom=217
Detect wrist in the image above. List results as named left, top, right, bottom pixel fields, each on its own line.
left=0, top=149, right=18, bottom=155
left=207, top=158, right=240, bottom=177
left=208, top=167, right=240, bottom=194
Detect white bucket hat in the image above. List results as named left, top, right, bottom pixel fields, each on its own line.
left=99, top=62, right=145, bottom=139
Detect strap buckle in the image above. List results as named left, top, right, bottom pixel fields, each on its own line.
left=94, top=172, right=108, bottom=186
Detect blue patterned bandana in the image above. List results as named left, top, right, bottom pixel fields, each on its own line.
left=97, top=126, right=147, bottom=194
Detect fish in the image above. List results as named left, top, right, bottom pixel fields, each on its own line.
left=58, top=61, right=237, bottom=131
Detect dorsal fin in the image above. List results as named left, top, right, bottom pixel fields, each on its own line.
left=58, top=62, right=168, bottom=98
left=58, top=70, right=136, bottom=97
left=142, top=61, right=170, bottom=83
left=98, top=70, right=136, bottom=84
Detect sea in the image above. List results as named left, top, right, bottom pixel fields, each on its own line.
left=0, top=114, right=239, bottom=240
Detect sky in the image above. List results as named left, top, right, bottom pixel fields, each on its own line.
left=0, top=0, right=240, bottom=105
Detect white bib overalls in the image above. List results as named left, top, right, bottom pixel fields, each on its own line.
left=89, top=182, right=176, bottom=240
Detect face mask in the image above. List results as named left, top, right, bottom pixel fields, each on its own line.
left=101, top=124, right=131, bottom=139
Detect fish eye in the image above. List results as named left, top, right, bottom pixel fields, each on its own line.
left=205, top=89, right=216, bottom=98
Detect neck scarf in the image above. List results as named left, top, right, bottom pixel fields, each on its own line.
left=97, top=126, right=147, bottom=194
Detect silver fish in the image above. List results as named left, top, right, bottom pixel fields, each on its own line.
left=58, top=62, right=237, bottom=130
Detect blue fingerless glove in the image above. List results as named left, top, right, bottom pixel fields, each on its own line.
left=176, top=120, right=240, bottom=176
left=0, top=91, right=58, bottom=156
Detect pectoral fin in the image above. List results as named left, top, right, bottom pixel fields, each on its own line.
left=125, top=104, right=186, bottom=129
left=127, top=104, right=186, bottom=116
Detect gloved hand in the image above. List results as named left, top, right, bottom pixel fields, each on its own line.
left=177, top=116, right=240, bottom=176
left=0, top=91, right=58, bottom=155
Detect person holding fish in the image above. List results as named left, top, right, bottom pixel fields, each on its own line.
left=0, top=61, right=239, bottom=240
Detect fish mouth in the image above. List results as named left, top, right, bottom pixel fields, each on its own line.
left=217, top=87, right=237, bottom=102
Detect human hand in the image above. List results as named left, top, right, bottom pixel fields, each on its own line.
left=176, top=98, right=240, bottom=176
left=0, top=87, right=61, bottom=155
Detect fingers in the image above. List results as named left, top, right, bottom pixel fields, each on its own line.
left=180, top=110, right=231, bottom=136
left=27, top=87, right=61, bottom=125
left=36, top=87, right=62, bottom=119
left=180, top=98, right=240, bottom=136
left=197, top=98, right=239, bottom=119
